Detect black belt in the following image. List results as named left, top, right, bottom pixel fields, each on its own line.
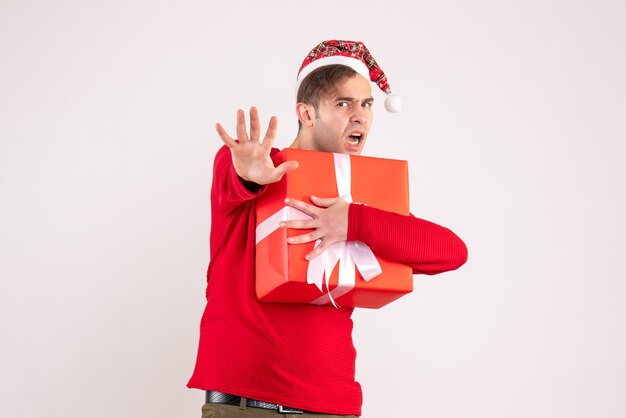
left=205, top=390, right=306, bottom=414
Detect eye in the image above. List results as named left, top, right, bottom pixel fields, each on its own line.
left=337, top=101, right=349, bottom=108
left=363, top=101, right=373, bottom=109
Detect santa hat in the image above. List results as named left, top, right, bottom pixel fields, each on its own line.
left=296, top=40, right=402, bottom=113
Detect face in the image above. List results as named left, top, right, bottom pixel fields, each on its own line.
left=309, top=74, right=373, bottom=155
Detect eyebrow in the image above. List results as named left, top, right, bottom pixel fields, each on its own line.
left=335, top=97, right=375, bottom=103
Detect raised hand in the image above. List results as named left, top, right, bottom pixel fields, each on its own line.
left=216, top=107, right=299, bottom=185
left=280, top=196, right=350, bottom=260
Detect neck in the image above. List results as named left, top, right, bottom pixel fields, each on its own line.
left=289, top=130, right=312, bottom=150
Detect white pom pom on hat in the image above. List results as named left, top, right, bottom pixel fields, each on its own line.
left=296, top=40, right=402, bottom=113
left=384, top=94, right=402, bottom=113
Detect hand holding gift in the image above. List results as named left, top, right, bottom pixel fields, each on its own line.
left=281, top=196, right=349, bottom=261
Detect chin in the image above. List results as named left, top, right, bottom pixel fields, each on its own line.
left=344, top=142, right=365, bottom=155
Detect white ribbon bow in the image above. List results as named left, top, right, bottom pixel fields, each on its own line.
left=256, top=153, right=382, bottom=307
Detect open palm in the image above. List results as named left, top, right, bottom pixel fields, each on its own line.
left=216, top=107, right=298, bottom=185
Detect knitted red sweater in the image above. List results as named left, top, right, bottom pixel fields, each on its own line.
left=187, top=146, right=467, bottom=415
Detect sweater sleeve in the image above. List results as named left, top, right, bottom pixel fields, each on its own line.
left=347, top=203, right=468, bottom=275
left=211, top=145, right=269, bottom=214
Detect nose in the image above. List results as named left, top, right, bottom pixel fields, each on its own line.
left=350, top=104, right=368, bottom=125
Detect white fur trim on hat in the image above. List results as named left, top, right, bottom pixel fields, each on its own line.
left=295, top=56, right=370, bottom=96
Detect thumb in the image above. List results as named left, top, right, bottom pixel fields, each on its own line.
left=272, top=160, right=299, bottom=181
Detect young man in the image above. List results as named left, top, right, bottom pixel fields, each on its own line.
left=188, top=40, right=467, bottom=417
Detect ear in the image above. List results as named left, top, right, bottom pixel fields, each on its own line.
left=296, top=103, right=315, bottom=127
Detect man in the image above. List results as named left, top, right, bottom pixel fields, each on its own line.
left=188, top=40, right=467, bottom=417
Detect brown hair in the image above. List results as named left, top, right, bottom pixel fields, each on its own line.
left=296, top=65, right=357, bottom=130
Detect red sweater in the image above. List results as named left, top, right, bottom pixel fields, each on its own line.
left=188, top=146, right=467, bottom=415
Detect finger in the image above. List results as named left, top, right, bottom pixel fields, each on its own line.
left=310, top=195, right=341, bottom=208
left=249, top=107, right=260, bottom=143
left=284, top=197, right=319, bottom=217
left=236, top=109, right=249, bottom=142
left=286, top=231, right=320, bottom=245
left=280, top=218, right=316, bottom=230
left=305, top=239, right=335, bottom=260
left=271, top=160, right=299, bottom=182
left=262, top=116, right=278, bottom=148
left=216, top=123, right=237, bottom=148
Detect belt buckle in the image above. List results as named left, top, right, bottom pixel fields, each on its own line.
left=277, top=405, right=303, bottom=414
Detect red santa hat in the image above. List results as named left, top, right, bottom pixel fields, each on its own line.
left=296, top=40, right=402, bottom=113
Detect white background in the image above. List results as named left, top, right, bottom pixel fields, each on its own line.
left=1, top=1, right=625, bottom=417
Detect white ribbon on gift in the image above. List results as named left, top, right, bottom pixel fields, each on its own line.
left=255, top=153, right=382, bottom=307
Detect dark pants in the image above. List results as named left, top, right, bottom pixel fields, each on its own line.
left=201, top=401, right=359, bottom=418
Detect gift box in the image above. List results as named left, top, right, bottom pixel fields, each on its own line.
left=255, top=148, right=413, bottom=309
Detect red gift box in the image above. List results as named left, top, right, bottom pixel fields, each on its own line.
left=255, top=148, right=413, bottom=309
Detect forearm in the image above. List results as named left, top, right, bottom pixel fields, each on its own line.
left=212, top=145, right=267, bottom=214
left=347, top=204, right=468, bottom=275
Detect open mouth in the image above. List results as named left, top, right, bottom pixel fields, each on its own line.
left=347, top=132, right=362, bottom=145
